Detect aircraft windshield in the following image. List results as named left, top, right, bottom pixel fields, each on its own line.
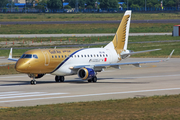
left=20, top=54, right=38, bottom=59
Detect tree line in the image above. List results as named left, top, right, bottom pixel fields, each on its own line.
left=0, top=0, right=179, bottom=10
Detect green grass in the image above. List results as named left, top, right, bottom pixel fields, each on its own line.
left=0, top=35, right=179, bottom=43
left=0, top=64, right=19, bottom=75
left=1, top=94, right=180, bottom=119
left=0, top=23, right=176, bottom=34
left=0, top=12, right=180, bottom=22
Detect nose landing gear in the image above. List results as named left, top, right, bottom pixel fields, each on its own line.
left=30, top=79, right=36, bottom=85
left=28, top=74, right=37, bottom=85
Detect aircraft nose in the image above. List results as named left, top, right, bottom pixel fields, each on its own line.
left=15, top=61, right=27, bottom=72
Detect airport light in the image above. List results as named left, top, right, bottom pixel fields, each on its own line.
left=11, top=0, right=12, bottom=13
left=145, top=0, right=146, bottom=11
left=76, top=0, right=78, bottom=13
left=25, top=0, right=26, bottom=13
left=127, top=0, right=128, bottom=10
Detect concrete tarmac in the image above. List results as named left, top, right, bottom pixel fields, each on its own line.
left=0, top=58, right=179, bottom=107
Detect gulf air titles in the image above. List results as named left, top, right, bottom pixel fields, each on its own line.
left=8, top=10, right=174, bottom=85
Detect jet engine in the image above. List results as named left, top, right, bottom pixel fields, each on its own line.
left=77, top=68, right=95, bottom=80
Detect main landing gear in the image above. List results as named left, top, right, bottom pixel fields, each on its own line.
left=55, top=76, right=65, bottom=82
left=88, top=76, right=97, bottom=83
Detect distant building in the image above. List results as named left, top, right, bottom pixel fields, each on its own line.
left=8, top=0, right=25, bottom=3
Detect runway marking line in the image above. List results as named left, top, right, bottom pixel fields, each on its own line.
left=0, top=91, right=21, bottom=95
left=0, top=92, right=68, bottom=100
left=128, top=74, right=180, bottom=79
left=0, top=92, right=45, bottom=97
left=0, top=87, right=180, bottom=103
left=0, top=76, right=26, bottom=79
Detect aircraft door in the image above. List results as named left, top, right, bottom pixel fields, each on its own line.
left=106, top=49, right=113, bottom=63
left=41, top=50, right=50, bottom=66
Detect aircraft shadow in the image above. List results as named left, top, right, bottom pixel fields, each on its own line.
left=0, top=77, right=149, bottom=86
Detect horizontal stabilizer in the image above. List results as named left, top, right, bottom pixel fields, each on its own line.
left=121, top=49, right=161, bottom=56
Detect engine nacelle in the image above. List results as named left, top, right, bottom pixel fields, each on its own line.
left=78, top=68, right=95, bottom=80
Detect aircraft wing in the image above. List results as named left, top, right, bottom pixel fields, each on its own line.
left=8, top=48, right=19, bottom=62
left=70, top=50, right=174, bottom=70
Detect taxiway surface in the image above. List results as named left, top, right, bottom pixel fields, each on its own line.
left=0, top=58, right=179, bottom=107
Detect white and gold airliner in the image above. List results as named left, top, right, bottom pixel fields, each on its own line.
left=8, top=11, right=174, bottom=85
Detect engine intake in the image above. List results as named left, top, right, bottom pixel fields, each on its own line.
left=78, top=68, right=95, bottom=80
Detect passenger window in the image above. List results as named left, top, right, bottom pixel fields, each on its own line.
left=52, top=56, right=54, bottom=58
left=55, top=55, right=57, bottom=58
left=106, top=54, right=108, bottom=57
left=74, top=55, right=76, bottom=58
left=91, top=55, right=92, bottom=57
left=81, top=55, right=83, bottom=57
left=103, top=54, right=105, bottom=57
left=33, top=54, right=38, bottom=59
left=62, top=55, right=63, bottom=58
left=65, top=55, right=67, bottom=58
left=84, top=55, right=86, bottom=57
left=94, top=55, right=96, bottom=57
left=78, top=55, right=79, bottom=57
left=100, top=54, right=102, bottom=57
left=58, top=55, right=60, bottom=58
left=97, top=55, right=99, bottom=57
left=87, top=55, right=89, bottom=57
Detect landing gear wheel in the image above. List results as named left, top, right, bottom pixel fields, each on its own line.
left=92, top=76, right=97, bottom=83
left=60, top=76, right=64, bottom=82
left=55, top=76, right=65, bottom=82
left=88, top=79, right=92, bottom=82
left=55, top=76, right=60, bottom=82
left=30, top=80, right=36, bottom=85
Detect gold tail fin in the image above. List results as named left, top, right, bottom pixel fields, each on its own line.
left=112, top=11, right=131, bottom=54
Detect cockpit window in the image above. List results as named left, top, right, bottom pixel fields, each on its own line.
left=33, top=54, right=38, bottom=59
left=20, top=54, right=25, bottom=58
left=20, top=54, right=32, bottom=58
left=24, top=54, right=32, bottom=58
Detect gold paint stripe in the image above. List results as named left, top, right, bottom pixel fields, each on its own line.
left=83, top=68, right=89, bottom=80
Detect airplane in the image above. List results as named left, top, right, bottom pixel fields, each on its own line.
left=8, top=10, right=174, bottom=85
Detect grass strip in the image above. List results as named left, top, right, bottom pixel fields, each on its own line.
left=0, top=12, right=180, bottom=22
left=0, top=23, right=176, bottom=34
left=0, top=35, right=180, bottom=43
left=0, top=94, right=180, bottom=119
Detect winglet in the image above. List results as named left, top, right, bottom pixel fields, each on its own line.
left=8, top=48, right=13, bottom=59
left=165, top=49, right=174, bottom=61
